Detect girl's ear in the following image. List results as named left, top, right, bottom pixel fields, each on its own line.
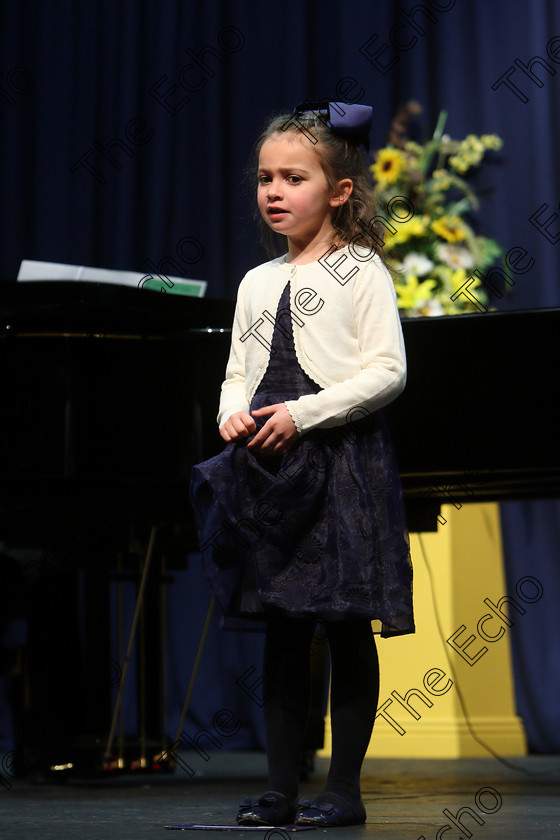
left=330, top=178, right=353, bottom=207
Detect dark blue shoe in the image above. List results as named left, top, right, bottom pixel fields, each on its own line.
left=295, top=792, right=366, bottom=826
left=236, top=790, right=297, bottom=826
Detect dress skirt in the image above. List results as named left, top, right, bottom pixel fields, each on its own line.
left=190, top=283, right=414, bottom=637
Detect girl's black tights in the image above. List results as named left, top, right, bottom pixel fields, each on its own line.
left=262, top=612, right=380, bottom=802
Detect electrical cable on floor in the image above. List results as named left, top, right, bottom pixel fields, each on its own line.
left=417, top=532, right=559, bottom=780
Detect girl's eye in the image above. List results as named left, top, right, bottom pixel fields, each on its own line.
left=287, top=176, right=301, bottom=184
left=258, top=175, right=270, bottom=184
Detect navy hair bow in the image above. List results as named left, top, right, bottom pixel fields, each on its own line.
left=293, top=101, right=373, bottom=151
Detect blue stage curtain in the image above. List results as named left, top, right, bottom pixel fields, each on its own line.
left=500, top=501, right=560, bottom=753
left=1, top=0, right=559, bottom=753
left=3, top=0, right=559, bottom=306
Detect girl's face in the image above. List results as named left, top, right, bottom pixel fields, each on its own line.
left=257, top=133, right=349, bottom=247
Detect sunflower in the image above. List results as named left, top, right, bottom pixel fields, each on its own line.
left=431, top=215, right=467, bottom=243
left=371, top=148, right=406, bottom=186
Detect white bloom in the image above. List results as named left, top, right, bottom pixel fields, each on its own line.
left=436, top=243, right=474, bottom=269
left=423, top=299, right=446, bottom=317
left=399, top=252, right=434, bottom=277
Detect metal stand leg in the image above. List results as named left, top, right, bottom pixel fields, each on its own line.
left=115, top=551, right=125, bottom=769
left=154, top=594, right=214, bottom=768
left=104, top=525, right=158, bottom=764
left=159, top=554, right=168, bottom=761
left=173, top=596, right=215, bottom=744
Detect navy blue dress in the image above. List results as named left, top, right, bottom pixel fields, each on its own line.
left=190, top=283, right=414, bottom=637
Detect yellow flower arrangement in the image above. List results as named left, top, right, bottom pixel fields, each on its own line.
left=370, top=105, right=504, bottom=317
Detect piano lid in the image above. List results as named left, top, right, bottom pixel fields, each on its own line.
left=383, top=305, right=560, bottom=500
left=0, top=280, right=235, bottom=337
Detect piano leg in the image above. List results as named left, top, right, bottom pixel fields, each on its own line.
left=26, top=563, right=84, bottom=780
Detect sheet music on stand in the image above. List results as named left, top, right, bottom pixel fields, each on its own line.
left=17, top=259, right=207, bottom=297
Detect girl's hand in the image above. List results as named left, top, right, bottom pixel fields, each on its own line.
left=219, top=411, right=257, bottom=442
left=247, top=403, right=299, bottom=457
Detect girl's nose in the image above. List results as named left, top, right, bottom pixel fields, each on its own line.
left=267, top=178, right=283, bottom=199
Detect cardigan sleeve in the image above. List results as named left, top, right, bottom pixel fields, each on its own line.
left=217, top=279, right=252, bottom=428
left=284, top=259, right=406, bottom=434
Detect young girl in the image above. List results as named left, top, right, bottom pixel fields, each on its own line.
left=190, top=101, right=414, bottom=827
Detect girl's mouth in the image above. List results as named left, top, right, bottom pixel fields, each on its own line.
left=267, top=207, right=288, bottom=217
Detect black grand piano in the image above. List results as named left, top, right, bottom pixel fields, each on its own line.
left=1, top=280, right=558, bottom=779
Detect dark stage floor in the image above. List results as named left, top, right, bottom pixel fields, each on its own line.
left=1, top=752, right=559, bottom=840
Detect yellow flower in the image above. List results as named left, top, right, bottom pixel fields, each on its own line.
left=465, top=134, right=485, bottom=153
left=384, top=216, right=428, bottom=250
left=431, top=215, right=467, bottom=243
left=437, top=268, right=488, bottom=313
left=481, top=134, right=503, bottom=150
left=371, top=148, right=406, bottom=185
left=448, top=154, right=470, bottom=173
left=449, top=268, right=467, bottom=294
left=394, top=274, right=437, bottom=310
left=431, top=169, right=453, bottom=190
